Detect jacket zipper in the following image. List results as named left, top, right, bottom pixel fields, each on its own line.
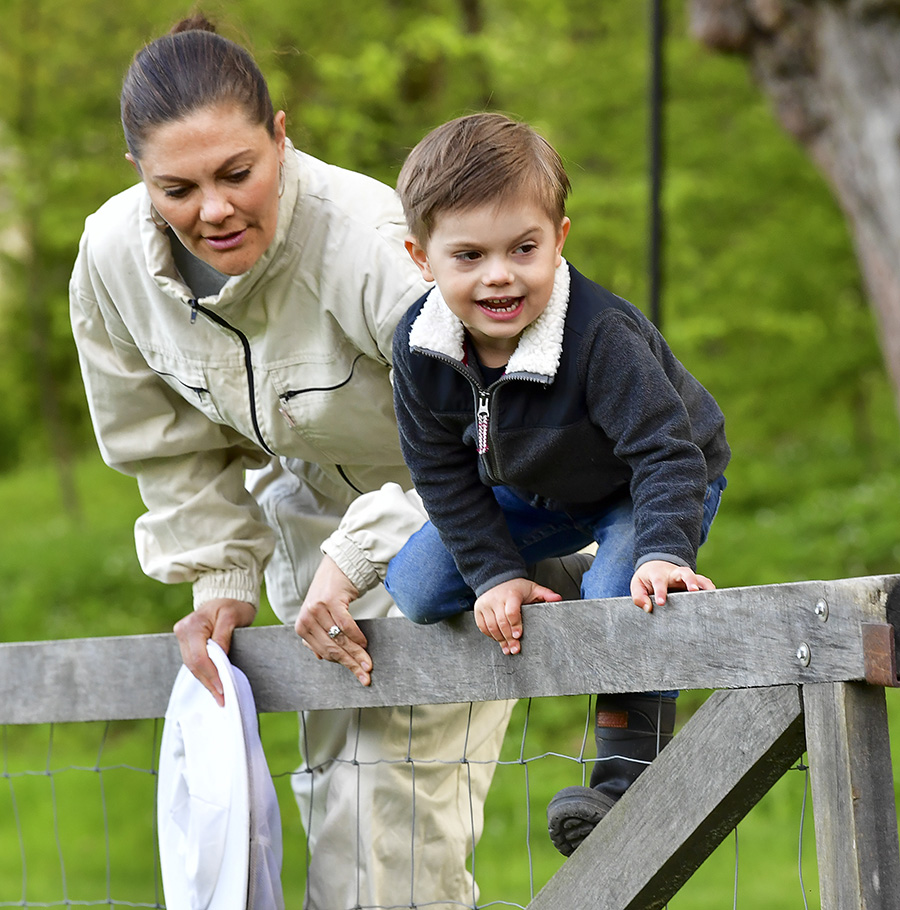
left=151, top=368, right=209, bottom=402
left=279, top=354, right=364, bottom=404
left=474, top=382, right=504, bottom=483
left=187, top=299, right=276, bottom=457
left=276, top=353, right=369, bottom=492
left=336, top=465, right=364, bottom=495
left=476, top=391, right=490, bottom=455
left=411, top=348, right=504, bottom=482
left=412, top=346, right=549, bottom=485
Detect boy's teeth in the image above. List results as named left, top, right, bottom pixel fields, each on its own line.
left=482, top=298, right=518, bottom=312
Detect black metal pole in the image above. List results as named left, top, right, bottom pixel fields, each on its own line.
left=648, top=0, right=666, bottom=329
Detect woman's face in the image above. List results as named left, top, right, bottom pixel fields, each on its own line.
left=132, top=103, right=286, bottom=276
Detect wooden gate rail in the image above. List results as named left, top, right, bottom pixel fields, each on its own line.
left=529, top=685, right=808, bottom=909
left=0, top=575, right=897, bottom=724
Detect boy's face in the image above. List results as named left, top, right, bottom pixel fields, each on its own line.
left=406, top=199, right=570, bottom=365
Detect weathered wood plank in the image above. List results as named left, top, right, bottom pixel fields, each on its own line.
left=0, top=633, right=184, bottom=725
left=0, top=575, right=896, bottom=723
left=803, top=682, right=900, bottom=909
left=527, top=686, right=806, bottom=910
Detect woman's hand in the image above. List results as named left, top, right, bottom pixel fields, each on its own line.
left=173, top=598, right=257, bottom=706
left=295, top=555, right=374, bottom=686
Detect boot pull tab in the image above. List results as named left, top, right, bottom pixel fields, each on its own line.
left=595, top=709, right=629, bottom=729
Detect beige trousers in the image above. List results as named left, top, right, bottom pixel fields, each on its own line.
left=254, top=461, right=515, bottom=909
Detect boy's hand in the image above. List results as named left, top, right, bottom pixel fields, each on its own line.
left=631, top=560, right=715, bottom=613
left=474, top=578, right=562, bottom=655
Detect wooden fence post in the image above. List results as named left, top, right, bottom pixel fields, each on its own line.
left=803, top=682, right=900, bottom=909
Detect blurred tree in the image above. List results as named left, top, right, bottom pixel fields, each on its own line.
left=689, top=0, right=900, bottom=417
left=0, top=0, right=173, bottom=507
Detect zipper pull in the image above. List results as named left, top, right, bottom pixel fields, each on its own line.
left=189, top=299, right=199, bottom=325
left=278, top=404, right=296, bottom=428
left=476, top=392, right=490, bottom=454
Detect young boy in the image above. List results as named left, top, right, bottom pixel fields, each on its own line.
left=384, top=113, right=729, bottom=854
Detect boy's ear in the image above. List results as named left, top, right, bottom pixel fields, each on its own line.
left=405, top=237, right=435, bottom=283
left=555, top=217, right=571, bottom=265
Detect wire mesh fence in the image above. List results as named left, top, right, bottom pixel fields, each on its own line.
left=0, top=693, right=826, bottom=909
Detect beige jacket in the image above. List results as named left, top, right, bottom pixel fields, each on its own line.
left=70, top=142, right=427, bottom=608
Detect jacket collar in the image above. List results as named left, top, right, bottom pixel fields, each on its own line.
left=407, top=259, right=571, bottom=380
left=140, top=139, right=303, bottom=305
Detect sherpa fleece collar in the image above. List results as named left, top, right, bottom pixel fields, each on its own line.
left=407, top=259, right=571, bottom=380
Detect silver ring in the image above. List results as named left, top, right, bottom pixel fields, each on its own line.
left=327, top=625, right=342, bottom=640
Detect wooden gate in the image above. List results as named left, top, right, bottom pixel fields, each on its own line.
left=3, top=574, right=898, bottom=908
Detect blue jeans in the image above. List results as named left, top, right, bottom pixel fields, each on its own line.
left=385, top=475, right=727, bottom=623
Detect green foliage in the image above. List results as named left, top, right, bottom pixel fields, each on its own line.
left=0, top=456, right=186, bottom=642
left=2, top=0, right=898, bottom=512
left=0, top=454, right=287, bottom=642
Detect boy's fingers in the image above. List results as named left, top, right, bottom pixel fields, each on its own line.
left=495, top=608, right=513, bottom=642
left=677, top=570, right=715, bottom=594
left=528, top=584, right=562, bottom=604
left=630, top=577, right=653, bottom=613
left=481, top=609, right=503, bottom=643
left=653, top=578, right=668, bottom=606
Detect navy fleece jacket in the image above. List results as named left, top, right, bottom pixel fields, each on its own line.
left=391, top=262, right=730, bottom=597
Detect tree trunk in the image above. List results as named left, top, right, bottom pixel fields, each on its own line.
left=15, top=0, right=82, bottom=521
left=688, top=0, right=900, bottom=416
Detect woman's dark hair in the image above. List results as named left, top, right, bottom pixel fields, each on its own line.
left=121, top=15, right=275, bottom=160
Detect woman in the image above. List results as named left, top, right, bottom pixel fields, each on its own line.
left=69, top=17, right=513, bottom=909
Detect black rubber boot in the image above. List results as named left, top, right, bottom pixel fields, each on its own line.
left=547, top=692, right=676, bottom=856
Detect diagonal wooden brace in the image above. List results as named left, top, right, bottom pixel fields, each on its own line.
left=528, top=686, right=806, bottom=910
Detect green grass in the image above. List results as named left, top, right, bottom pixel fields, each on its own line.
left=2, top=455, right=900, bottom=907
left=1, top=721, right=164, bottom=906
left=0, top=455, right=285, bottom=645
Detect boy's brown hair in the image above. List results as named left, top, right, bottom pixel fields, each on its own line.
left=397, top=113, right=570, bottom=244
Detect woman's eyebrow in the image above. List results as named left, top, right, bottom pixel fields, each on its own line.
left=152, top=149, right=254, bottom=182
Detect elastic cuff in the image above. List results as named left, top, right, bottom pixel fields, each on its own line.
left=634, top=552, right=691, bottom=571
left=321, top=532, right=381, bottom=594
left=473, top=566, right=529, bottom=599
left=192, top=569, right=261, bottom=610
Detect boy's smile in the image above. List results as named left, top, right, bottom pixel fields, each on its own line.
left=407, top=200, right=569, bottom=367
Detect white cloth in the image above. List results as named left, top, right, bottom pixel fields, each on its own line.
left=158, top=641, right=284, bottom=910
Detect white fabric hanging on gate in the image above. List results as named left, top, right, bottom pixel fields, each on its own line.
left=158, top=640, right=284, bottom=910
